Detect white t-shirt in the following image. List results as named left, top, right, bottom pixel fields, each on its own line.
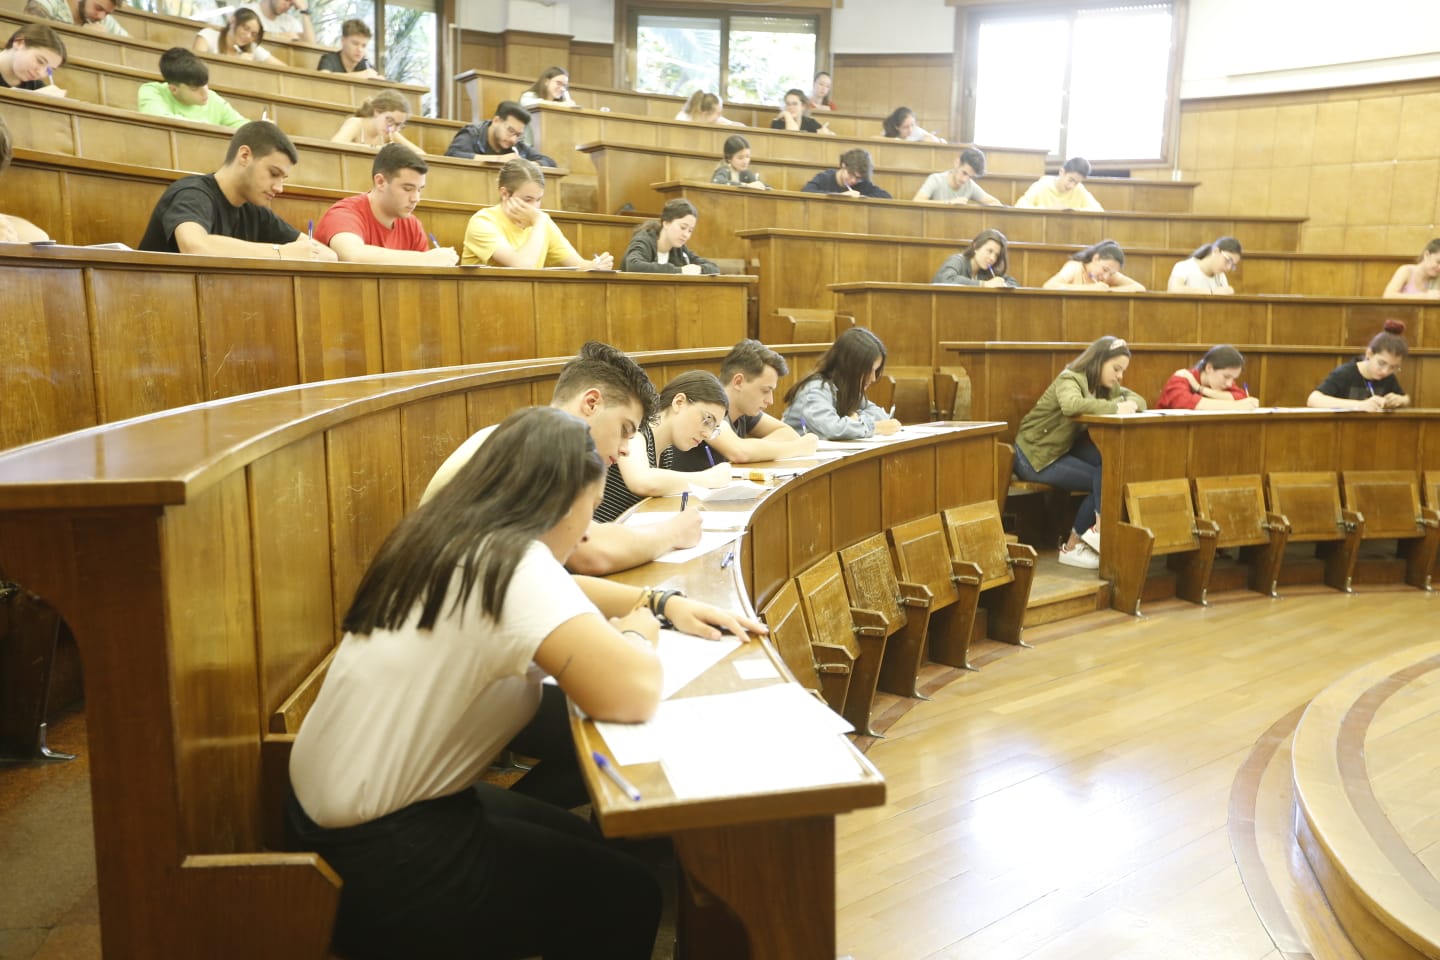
left=1168, top=256, right=1229, bottom=292
left=420, top=423, right=496, bottom=505
left=196, top=26, right=272, bottom=62
left=241, top=2, right=303, bottom=35
left=290, top=540, right=597, bottom=827
left=916, top=171, right=983, bottom=203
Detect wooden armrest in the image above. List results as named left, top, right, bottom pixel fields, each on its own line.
left=813, top=642, right=856, bottom=669
left=898, top=580, right=934, bottom=608
left=1264, top=511, right=1290, bottom=534
left=1341, top=508, right=1362, bottom=532
left=1420, top=506, right=1439, bottom=529
left=949, top=560, right=982, bottom=587
left=850, top=607, right=889, bottom=637
left=1005, top=543, right=1038, bottom=565
left=1194, top=518, right=1220, bottom=539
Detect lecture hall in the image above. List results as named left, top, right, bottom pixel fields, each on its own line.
left=2, top=0, right=1438, bottom=957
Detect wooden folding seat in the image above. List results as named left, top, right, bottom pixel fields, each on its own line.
left=771, top=308, right=841, bottom=343
left=1425, top=471, right=1440, bottom=512
left=1265, top=472, right=1362, bottom=592
left=941, top=502, right=1038, bottom=647
left=830, top=533, right=929, bottom=702
left=934, top=366, right=971, bottom=420
left=759, top=578, right=855, bottom=716
left=1110, top=478, right=1220, bottom=616
left=996, top=440, right=1079, bottom=547
left=882, top=365, right=937, bottom=423
left=797, top=554, right=888, bottom=737
left=881, top=515, right=980, bottom=691
left=1191, top=475, right=1289, bottom=597
left=1340, top=471, right=1439, bottom=590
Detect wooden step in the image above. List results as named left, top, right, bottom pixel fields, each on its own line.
left=1023, top=558, right=1110, bottom=626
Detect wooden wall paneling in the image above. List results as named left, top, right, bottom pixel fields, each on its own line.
left=0, top=92, right=76, bottom=154
left=899, top=241, right=947, bottom=286
left=0, top=266, right=96, bottom=450
left=457, top=277, right=536, bottom=364
left=588, top=147, right=669, bottom=214
left=674, top=283, right=747, bottom=351
left=568, top=41, right=614, bottom=88
left=71, top=112, right=172, bottom=169
left=748, top=490, right=790, bottom=634
left=464, top=381, right=539, bottom=438
left=869, top=291, right=937, bottom=367
left=1270, top=302, right=1346, bottom=346
left=1261, top=354, right=1344, bottom=408
left=532, top=281, right=608, bottom=357
left=1345, top=302, right=1418, bottom=349
left=69, top=170, right=165, bottom=247
left=880, top=447, right=937, bottom=529
left=87, top=267, right=204, bottom=423
left=501, top=29, right=571, bottom=82
left=1339, top=419, right=1425, bottom=473
left=1236, top=257, right=1289, bottom=296
left=1262, top=420, right=1341, bottom=473
left=1194, top=299, right=1266, bottom=346
left=787, top=474, right=832, bottom=578
left=293, top=275, right=384, bottom=383
left=196, top=273, right=300, bottom=401
left=399, top=395, right=472, bottom=511
left=1137, top=299, right=1201, bottom=343
left=379, top=276, right=463, bottom=371
left=832, top=459, right=882, bottom=553
left=247, top=434, right=336, bottom=720
left=608, top=283, right=676, bottom=351
left=1061, top=297, right=1128, bottom=345
left=325, top=413, right=406, bottom=633
left=1290, top=259, right=1359, bottom=297
left=1, top=165, right=68, bottom=242
left=164, top=470, right=262, bottom=853
left=935, top=289, right=999, bottom=350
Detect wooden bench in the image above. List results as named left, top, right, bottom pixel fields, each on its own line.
left=1110, top=478, right=1220, bottom=616
left=1191, top=474, right=1289, bottom=598
left=1341, top=470, right=1439, bottom=590
left=838, top=534, right=928, bottom=700
left=759, top=578, right=855, bottom=716
left=884, top=514, right=982, bottom=686
left=797, top=553, right=889, bottom=737
left=941, top=501, right=1037, bottom=648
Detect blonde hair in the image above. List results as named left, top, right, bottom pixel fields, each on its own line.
left=355, top=91, right=409, bottom=118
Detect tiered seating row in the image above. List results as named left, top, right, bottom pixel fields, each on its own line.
left=0, top=245, right=751, bottom=450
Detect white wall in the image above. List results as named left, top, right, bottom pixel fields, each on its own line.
left=831, top=0, right=953, bottom=54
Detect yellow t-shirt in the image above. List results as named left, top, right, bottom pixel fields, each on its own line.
left=461, top=205, right=581, bottom=267
left=1014, top=176, right=1104, bottom=211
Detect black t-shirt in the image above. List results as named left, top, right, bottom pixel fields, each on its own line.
left=592, top=423, right=675, bottom=524
left=316, top=51, right=372, bottom=73
left=0, top=74, right=44, bottom=91
left=138, top=174, right=300, bottom=253
left=670, top=412, right=762, bottom=472
left=1315, top=360, right=1403, bottom=402
left=771, top=115, right=823, bottom=133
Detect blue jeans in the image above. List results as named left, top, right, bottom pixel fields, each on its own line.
left=1013, top=436, right=1102, bottom=536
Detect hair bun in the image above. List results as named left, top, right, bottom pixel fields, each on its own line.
left=1383, top=319, right=1406, bottom=335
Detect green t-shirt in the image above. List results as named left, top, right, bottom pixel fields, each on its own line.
left=136, top=82, right=248, bottom=130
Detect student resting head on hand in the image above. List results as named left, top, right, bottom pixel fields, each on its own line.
left=1043, top=239, right=1145, bottom=292
left=712, top=134, right=769, bottom=189
left=1013, top=336, right=1147, bottom=569
left=1156, top=345, right=1259, bottom=410
left=1307, top=320, right=1411, bottom=412
left=1167, top=236, right=1241, bottom=295
left=461, top=158, right=612, bottom=270
left=780, top=327, right=901, bottom=440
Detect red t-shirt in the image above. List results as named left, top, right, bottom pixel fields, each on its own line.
left=314, top=193, right=428, bottom=252
left=1157, top=368, right=1248, bottom=409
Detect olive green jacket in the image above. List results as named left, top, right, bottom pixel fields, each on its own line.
left=1015, top=368, right=1147, bottom=471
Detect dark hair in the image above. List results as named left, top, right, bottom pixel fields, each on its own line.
left=1066, top=335, right=1131, bottom=398
left=224, top=120, right=298, bottom=165
left=783, top=88, right=808, bottom=109
left=218, top=9, right=263, bottom=52
left=838, top=148, right=873, bottom=180
left=497, top=156, right=544, bottom=193
left=373, top=142, right=427, bottom=179
left=637, top=198, right=698, bottom=239
left=1072, top=239, right=1125, bottom=267
left=657, top=370, right=729, bottom=423
left=1369, top=319, right=1409, bottom=358
left=784, top=327, right=887, bottom=418
left=812, top=70, right=832, bottom=106
left=341, top=18, right=372, bottom=38
left=963, top=228, right=1010, bottom=278
left=722, top=134, right=750, bottom=161
left=1062, top=157, right=1092, bottom=177
left=494, top=100, right=532, bottom=126
left=721, top=339, right=788, bottom=383
left=553, top=341, right=659, bottom=420
left=1418, top=239, right=1440, bottom=260
left=342, top=406, right=605, bottom=634
left=1197, top=344, right=1245, bottom=373
left=882, top=107, right=916, bottom=139
left=526, top=65, right=568, bottom=99
left=958, top=146, right=986, bottom=176
left=356, top=90, right=409, bottom=118
left=5, top=23, right=66, bottom=60
left=0, top=114, right=11, bottom=177
left=1192, top=236, right=1242, bottom=260
left=159, top=46, right=208, bottom=87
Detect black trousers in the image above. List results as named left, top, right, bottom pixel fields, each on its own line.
left=506, top=682, right=587, bottom=809
left=287, top=784, right=660, bottom=960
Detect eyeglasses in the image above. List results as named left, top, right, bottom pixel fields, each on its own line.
left=1221, top=253, right=1238, bottom=269
left=700, top=412, right=721, bottom=439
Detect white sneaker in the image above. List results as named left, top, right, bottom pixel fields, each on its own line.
left=1080, top=524, right=1101, bottom=553
left=1058, top=542, right=1100, bottom=569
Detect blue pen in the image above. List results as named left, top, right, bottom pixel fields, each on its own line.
left=592, top=752, right=641, bottom=801
left=680, top=491, right=689, bottom=511
left=1242, top=382, right=1250, bottom=397
left=428, top=232, right=440, bottom=249
left=704, top=444, right=715, bottom=467
left=45, top=67, right=53, bottom=86
left=720, top=549, right=735, bottom=569
left=798, top=418, right=808, bottom=435
left=307, top=219, right=314, bottom=239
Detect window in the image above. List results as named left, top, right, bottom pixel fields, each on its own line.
left=630, top=7, right=820, bottom=109
left=966, top=2, right=1179, bottom=164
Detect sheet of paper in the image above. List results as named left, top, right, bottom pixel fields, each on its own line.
left=652, top=530, right=739, bottom=563
left=700, top=508, right=755, bottom=531
left=815, top=440, right=869, bottom=451
left=689, top=480, right=767, bottom=502
left=657, top=629, right=741, bottom=700
left=733, top=657, right=780, bottom=680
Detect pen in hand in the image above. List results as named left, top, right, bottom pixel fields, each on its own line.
left=429, top=232, right=440, bottom=249
left=307, top=219, right=314, bottom=240
left=592, top=751, right=642, bottom=801
left=680, top=491, right=689, bottom=511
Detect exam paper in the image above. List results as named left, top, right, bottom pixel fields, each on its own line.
left=652, top=530, right=739, bottom=563
left=657, top=629, right=741, bottom=700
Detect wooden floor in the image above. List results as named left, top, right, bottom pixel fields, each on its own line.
left=2, top=586, right=1435, bottom=959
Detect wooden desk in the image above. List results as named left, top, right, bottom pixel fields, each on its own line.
left=112, top=4, right=333, bottom=69
left=0, top=8, right=424, bottom=110
left=833, top=282, right=1439, bottom=368
left=0, top=348, right=951, bottom=959
left=581, top=142, right=1198, bottom=220
left=7, top=147, right=637, bottom=252
left=0, top=88, right=563, bottom=204
left=657, top=182, right=1306, bottom=262
left=0, top=245, right=752, bottom=450
left=742, top=229, right=1410, bottom=327
left=1077, top=410, right=1440, bottom=597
